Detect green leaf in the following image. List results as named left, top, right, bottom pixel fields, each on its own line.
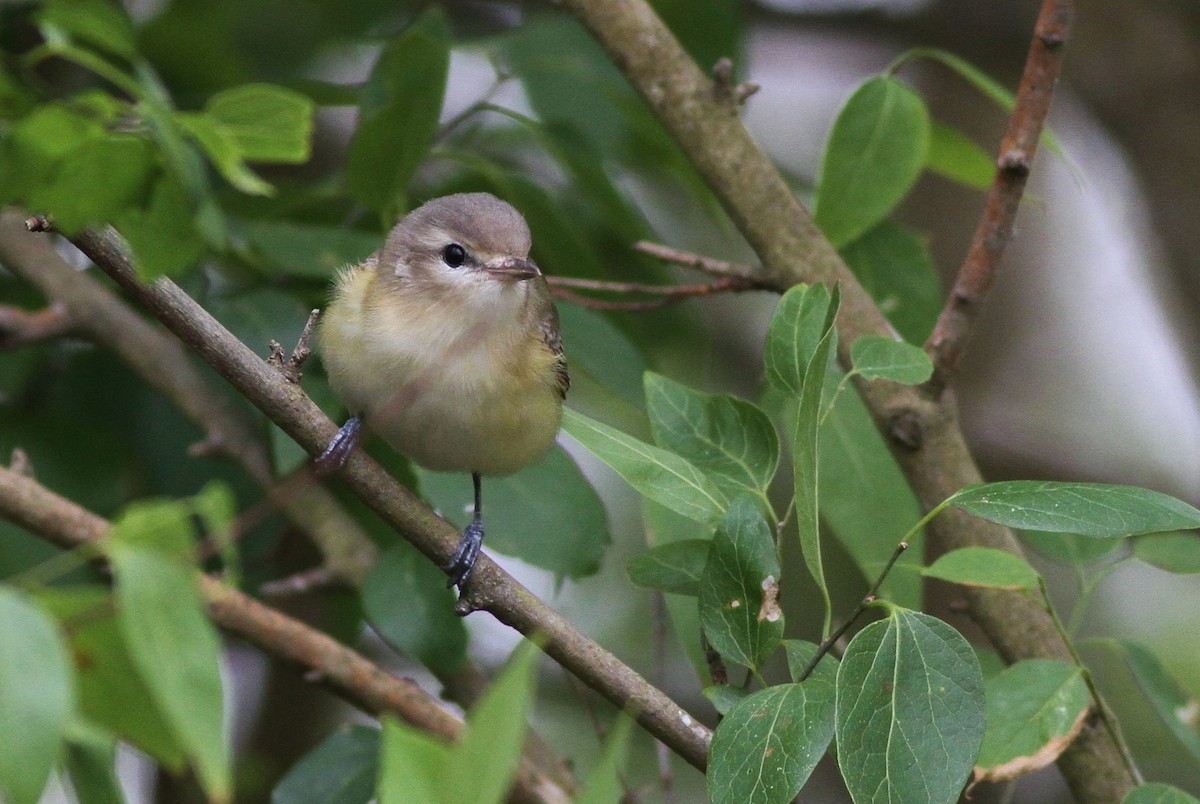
left=974, top=659, right=1090, bottom=783
left=108, top=538, right=229, bottom=801
left=361, top=543, right=466, bottom=675
left=947, top=482, right=1200, bottom=538
left=1124, top=784, right=1200, bottom=804
left=895, top=48, right=1071, bottom=172
left=241, top=220, right=379, bottom=279
left=63, top=725, right=123, bottom=804
left=176, top=112, right=275, bottom=196
left=763, top=284, right=834, bottom=397
left=575, top=714, right=634, bottom=804
left=39, top=587, right=184, bottom=770
left=377, top=717, right=445, bottom=804
left=274, top=725, right=379, bottom=804
left=31, top=134, right=155, bottom=234
left=562, top=408, right=727, bottom=524
left=0, top=587, right=75, bottom=804
left=36, top=0, right=137, bottom=60
left=1, top=104, right=106, bottom=207
left=819, top=377, right=923, bottom=608
left=346, top=7, right=450, bottom=213
left=1118, top=639, right=1200, bottom=763
left=849, top=334, right=934, bottom=384
left=699, top=497, right=784, bottom=671
left=792, top=286, right=840, bottom=636
left=814, top=76, right=931, bottom=248
left=839, top=220, right=943, bottom=344
left=447, top=641, right=540, bottom=804
left=1021, top=529, right=1125, bottom=565
left=783, top=640, right=839, bottom=686
left=643, top=501, right=712, bottom=681
left=836, top=609, right=985, bottom=803
left=1132, top=531, right=1200, bottom=574
left=626, top=539, right=710, bottom=596
left=708, top=680, right=836, bottom=804
left=116, top=175, right=206, bottom=279
left=923, top=547, right=1042, bottom=591
left=416, top=444, right=609, bottom=581
left=703, top=684, right=752, bottom=716
left=645, top=372, right=779, bottom=504
left=204, top=83, right=315, bottom=163
left=558, top=304, right=647, bottom=408
left=926, top=121, right=995, bottom=190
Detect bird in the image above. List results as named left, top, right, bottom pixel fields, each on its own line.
left=314, top=193, right=569, bottom=588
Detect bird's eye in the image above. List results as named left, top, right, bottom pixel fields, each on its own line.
left=442, top=243, right=467, bottom=268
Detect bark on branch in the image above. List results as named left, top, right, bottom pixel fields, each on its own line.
left=552, top=0, right=1129, bottom=798
left=20, top=222, right=711, bottom=773
left=0, top=463, right=571, bottom=804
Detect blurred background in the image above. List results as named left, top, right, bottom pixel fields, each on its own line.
left=3, top=0, right=1199, bottom=801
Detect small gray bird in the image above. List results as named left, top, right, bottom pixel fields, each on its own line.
left=316, top=193, right=569, bottom=587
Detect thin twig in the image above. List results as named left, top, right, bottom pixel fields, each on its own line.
left=797, top=541, right=909, bottom=683
left=0, top=465, right=572, bottom=804
left=37, top=222, right=711, bottom=772
left=923, top=0, right=1075, bottom=394
left=0, top=301, right=76, bottom=347
left=0, top=212, right=379, bottom=586
left=549, top=275, right=761, bottom=311
left=633, top=241, right=765, bottom=283
left=553, top=0, right=1128, bottom=798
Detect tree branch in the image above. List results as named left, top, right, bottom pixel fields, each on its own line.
left=0, top=211, right=377, bottom=586
left=0, top=463, right=570, bottom=804
left=0, top=301, right=75, bottom=347
left=551, top=0, right=1129, bottom=798
left=924, top=0, right=1074, bottom=394
left=23, top=222, right=710, bottom=772
left=0, top=212, right=578, bottom=793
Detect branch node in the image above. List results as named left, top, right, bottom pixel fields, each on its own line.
left=997, top=148, right=1032, bottom=176
left=886, top=409, right=924, bottom=451
left=9, top=448, right=35, bottom=478
left=25, top=215, right=52, bottom=233
left=711, top=57, right=758, bottom=108
left=269, top=310, right=321, bottom=383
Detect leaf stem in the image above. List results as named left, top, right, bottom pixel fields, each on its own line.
left=1037, top=577, right=1144, bottom=785
left=796, top=539, right=909, bottom=682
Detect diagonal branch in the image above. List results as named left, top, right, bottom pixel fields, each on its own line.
left=0, top=463, right=568, bottom=804
left=0, top=211, right=578, bottom=793
left=551, top=0, right=1129, bottom=799
left=0, top=211, right=377, bottom=586
left=924, top=0, right=1075, bottom=394
left=24, top=221, right=711, bottom=772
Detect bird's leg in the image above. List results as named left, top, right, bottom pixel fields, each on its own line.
left=446, top=471, right=485, bottom=588
left=314, top=415, right=362, bottom=476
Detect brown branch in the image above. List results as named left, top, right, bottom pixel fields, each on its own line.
left=28, top=223, right=710, bottom=772
left=0, top=301, right=76, bottom=346
left=0, top=464, right=569, bottom=804
left=549, top=275, right=762, bottom=311
left=924, top=0, right=1074, bottom=394
left=633, top=241, right=765, bottom=283
left=553, top=0, right=1130, bottom=799
left=0, top=212, right=378, bottom=586
left=0, top=213, right=579, bottom=792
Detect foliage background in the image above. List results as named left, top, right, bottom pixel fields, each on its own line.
left=2, top=0, right=1200, bottom=801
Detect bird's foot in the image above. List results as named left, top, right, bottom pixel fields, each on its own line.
left=446, top=518, right=484, bottom=589
left=314, top=416, right=362, bottom=476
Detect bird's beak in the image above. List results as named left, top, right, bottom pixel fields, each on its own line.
left=483, top=256, right=541, bottom=280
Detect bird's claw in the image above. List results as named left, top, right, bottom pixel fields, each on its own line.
left=446, top=518, right=484, bottom=588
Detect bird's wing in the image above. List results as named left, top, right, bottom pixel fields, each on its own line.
left=541, top=306, right=570, bottom=399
